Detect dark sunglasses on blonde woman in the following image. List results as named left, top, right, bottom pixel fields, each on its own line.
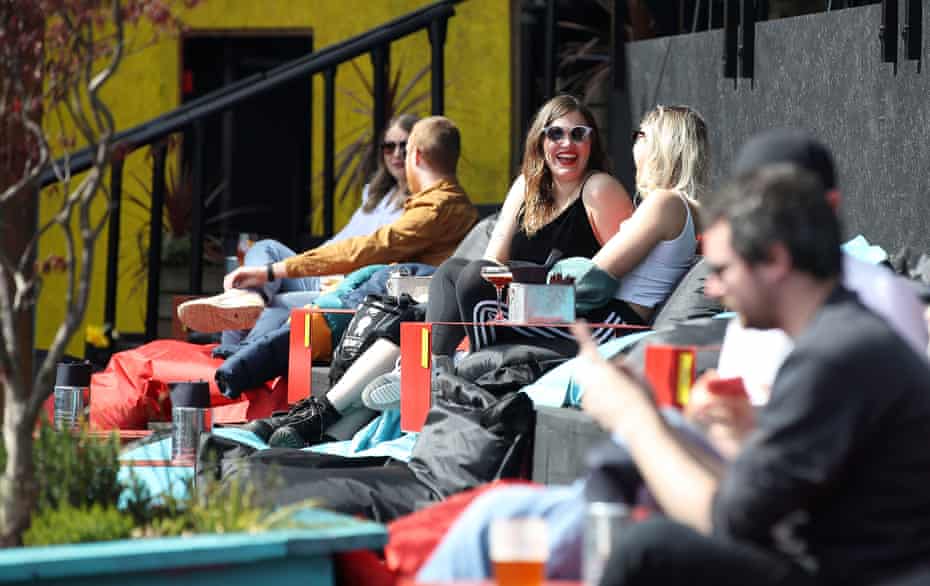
left=381, top=140, right=407, bottom=155
left=542, top=125, right=593, bottom=144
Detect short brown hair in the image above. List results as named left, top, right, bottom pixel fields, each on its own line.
left=409, top=116, right=460, bottom=175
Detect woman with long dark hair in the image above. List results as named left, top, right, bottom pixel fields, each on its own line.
left=425, top=94, right=635, bottom=358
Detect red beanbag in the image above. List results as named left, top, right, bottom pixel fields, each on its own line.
left=384, top=479, right=536, bottom=579
left=84, top=340, right=288, bottom=430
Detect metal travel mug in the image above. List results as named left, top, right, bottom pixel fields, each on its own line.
left=54, top=362, right=92, bottom=431
left=582, top=501, right=632, bottom=585
left=169, top=381, right=212, bottom=464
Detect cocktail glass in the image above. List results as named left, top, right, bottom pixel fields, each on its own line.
left=480, top=265, right=514, bottom=321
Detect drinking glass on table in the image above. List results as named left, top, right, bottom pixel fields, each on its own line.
left=489, top=517, right=548, bottom=586
left=480, top=265, right=514, bottom=321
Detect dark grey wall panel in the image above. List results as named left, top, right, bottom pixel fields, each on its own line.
left=626, top=5, right=929, bottom=255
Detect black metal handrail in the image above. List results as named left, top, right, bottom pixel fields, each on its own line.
left=39, top=0, right=463, bottom=341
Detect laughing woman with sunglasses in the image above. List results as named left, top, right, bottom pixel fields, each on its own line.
left=425, top=94, right=635, bottom=362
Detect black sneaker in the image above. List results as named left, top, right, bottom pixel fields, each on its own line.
left=243, top=396, right=319, bottom=443
left=268, top=397, right=341, bottom=448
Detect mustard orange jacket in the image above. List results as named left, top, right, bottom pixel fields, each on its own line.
left=283, top=178, right=478, bottom=278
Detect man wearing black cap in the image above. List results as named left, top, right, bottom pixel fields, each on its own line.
left=715, top=130, right=927, bottom=407
left=576, top=165, right=930, bottom=585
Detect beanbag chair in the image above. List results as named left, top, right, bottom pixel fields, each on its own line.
left=384, top=479, right=533, bottom=579
left=85, top=339, right=288, bottom=430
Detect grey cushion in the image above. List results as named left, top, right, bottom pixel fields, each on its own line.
left=452, top=212, right=498, bottom=261
left=651, top=257, right=725, bottom=329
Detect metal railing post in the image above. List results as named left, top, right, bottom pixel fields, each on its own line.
left=103, top=156, right=124, bottom=331
left=189, top=121, right=205, bottom=294
left=428, top=17, right=448, bottom=115
left=371, top=44, right=390, bottom=150
left=145, top=143, right=168, bottom=341
left=543, top=0, right=557, bottom=99
left=323, top=67, right=337, bottom=238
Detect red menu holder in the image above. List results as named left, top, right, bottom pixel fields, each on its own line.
left=400, top=322, right=433, bottom=432
left=643, top=344, right=696, bottom=409
left=288, top=308, right=315, bottom=405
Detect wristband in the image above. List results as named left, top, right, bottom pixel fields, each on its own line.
left=266, top=262, right=276, bottom=282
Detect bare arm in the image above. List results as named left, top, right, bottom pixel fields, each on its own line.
left=592, top=189, right=688, bottom=279
left=573, top=322, right=720, bottom=534
left=581, top=173, right=634, bottom=245
left=483, top=176, right=526, bottom=263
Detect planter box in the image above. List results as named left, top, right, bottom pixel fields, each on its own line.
left=0, top=508, right=386, bottom=586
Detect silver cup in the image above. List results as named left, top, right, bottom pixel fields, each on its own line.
left=582, top=501, right=631, bottom=585
left=54, top=362, right=92, bottom=431
left=54, top=386, right=89, bottom=431
left=171, top=406, right=212, bottom=464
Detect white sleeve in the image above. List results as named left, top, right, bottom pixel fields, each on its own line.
left=716, top=319, right=793, bottom=406
left=842, top=255, right=929, bottom=358
left=328, top=184, right=376, bottom=245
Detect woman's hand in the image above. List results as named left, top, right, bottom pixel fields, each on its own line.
left=223, top=266, right=268, bottom=291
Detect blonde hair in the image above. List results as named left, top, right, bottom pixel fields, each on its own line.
left=408, top=116, right=460, bottom=176
left=635, top=105, right=709, bottom=202
left=521, top=95, right=609, bottom=236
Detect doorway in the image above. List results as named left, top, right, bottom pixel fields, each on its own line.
left=181, top=33, right=313, bottom=249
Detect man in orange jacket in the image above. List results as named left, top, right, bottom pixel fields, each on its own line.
left=178, top=116, right=478, bottom=334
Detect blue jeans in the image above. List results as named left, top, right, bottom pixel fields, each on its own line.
left=222, top=239, right=322, bottom=346
left=416, top=482, right=587, bottom=582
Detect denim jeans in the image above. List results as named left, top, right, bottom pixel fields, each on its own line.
left=222, top=239, right=322, bottom=346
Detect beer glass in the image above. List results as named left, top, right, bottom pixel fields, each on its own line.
left=489, top=517, right=548, bottom=586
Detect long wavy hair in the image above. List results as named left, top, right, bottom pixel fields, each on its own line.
left=364, top=113, right=420, bottom=212
left=520, top=95, right=609, bottom=236
left=634, top=105, right=709, bottom=203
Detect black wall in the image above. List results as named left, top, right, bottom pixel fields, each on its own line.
left=625, top=4, right=930, bottom=256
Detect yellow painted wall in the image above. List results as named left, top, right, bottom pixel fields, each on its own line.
left=36, top=0, right=512, bottom=356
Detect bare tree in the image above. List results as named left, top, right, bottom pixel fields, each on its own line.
left=0, top=0, right=198, bottom=546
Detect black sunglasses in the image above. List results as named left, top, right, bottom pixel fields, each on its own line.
left=381, top=140, right=407, bottom=155
left=542, top=125, right=593, bottom=144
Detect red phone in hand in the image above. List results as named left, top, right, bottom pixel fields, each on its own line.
left=706, top=376, right=749, bottom=399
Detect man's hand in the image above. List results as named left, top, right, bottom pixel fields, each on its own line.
left=685, top=370, right=755, bottom=460
left=572, top=321, right=656, bottom=435
left=224, top=265, right=268, bottom=291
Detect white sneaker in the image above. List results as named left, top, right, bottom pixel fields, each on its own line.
left=361, top=372, right=402, bottom=412
left=177, top=289, right=264, bottom=333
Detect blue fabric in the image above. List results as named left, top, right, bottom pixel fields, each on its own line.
left=308, top=409, right=418, bottom=461
left=521, top=332, right=655, bottom=408
left=313, top=264, right=386, bottom=341
left=842, top=235, right=888, bottom=265
left=118, top=413, right=417, bottom=508
left=416, top=481, right=587, bottom=582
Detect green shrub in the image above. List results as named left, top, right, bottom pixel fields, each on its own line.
left=24, top=504, right=135, bottom=546
left=3, top=421, right=303, bottom=545
left=0, top=420, right=123, bottom=513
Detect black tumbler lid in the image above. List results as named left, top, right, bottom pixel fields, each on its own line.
left=169, top=380, right=211, bottom=408
left=55, top=362, right=92, bottom=387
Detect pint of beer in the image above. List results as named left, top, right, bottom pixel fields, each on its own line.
left=489, top=517, right=548, bottom=586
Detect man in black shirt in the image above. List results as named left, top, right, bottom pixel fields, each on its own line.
left=575, top=165, right=930, bottom=585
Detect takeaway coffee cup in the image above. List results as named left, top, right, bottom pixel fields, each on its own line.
left=582, top=501, right=632, bottom=585
left=489, top=517, right=548, bottom=586
left=169, top=380, right=212, bottom=464
left=54, top=361, right=92, bottom=431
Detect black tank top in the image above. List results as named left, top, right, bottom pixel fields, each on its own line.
left=509, top=180, right=603, bottom=264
